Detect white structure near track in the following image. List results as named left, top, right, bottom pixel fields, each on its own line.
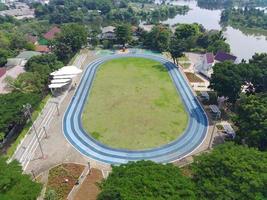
left=49, top=66, right=82, bottom=94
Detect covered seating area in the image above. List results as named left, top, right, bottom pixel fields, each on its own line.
left=209, top=105, right=221, bottom=119
left=49, top=66, right=82, bottom=96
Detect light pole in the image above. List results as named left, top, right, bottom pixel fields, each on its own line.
left=23, top=103, right=44, bottom=158
left=50, top=101, right=60, bottom=116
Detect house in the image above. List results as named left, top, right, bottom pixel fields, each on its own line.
left=0, top=6, right=35, bottom=19
left=5, top=58, right=25, bottom=68
left=100, top=26, right=116, bottom=40
left=16, top=51, right=41, bottom=60
left=35, top=45, right=50, bottom=53
left=202, top=53, right=214, bottom=71
left=43, top=26, right=61, bottom=40
left=198, top=51, right=237, bottom=79
left=214, top=51, right=237, bottom=63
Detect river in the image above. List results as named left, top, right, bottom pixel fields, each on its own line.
left=157, top=0, right=267, bottom=61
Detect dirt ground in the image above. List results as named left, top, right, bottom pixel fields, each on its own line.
left=74, top=168, right=103, bottom=200
left=46, top=163, right=85, bottom=200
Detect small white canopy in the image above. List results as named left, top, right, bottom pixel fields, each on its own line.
left=53, top=74, right=77, bottom=79
left=48, top=82, right=69, bottom=89
left=50, top=65, right=82, bottom=76
left=51, top=78, right=71, bottom=84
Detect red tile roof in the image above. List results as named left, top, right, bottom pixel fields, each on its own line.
left=0, top=68, right=6, bottom=78
left=35, top=45, right=50, bottom=53
left=43, top=27, right=61, bottom=40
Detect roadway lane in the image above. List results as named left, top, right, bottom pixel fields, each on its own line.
left=63, top=54, right=208, bottom=164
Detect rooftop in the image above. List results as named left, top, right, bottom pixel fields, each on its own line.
left=205, top=53, right=214, bottom=64
left=102, top=26, right=115, bottom=33
left=16, top=51, right=41, bottom=60
left=215, top=51, right=237, bottom=62
left=43, top=26, right=61, bottom=40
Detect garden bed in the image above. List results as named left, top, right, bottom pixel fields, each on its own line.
left=185, top=72, right=204, bottom=83
left=46, top=163, right=84, bottom=200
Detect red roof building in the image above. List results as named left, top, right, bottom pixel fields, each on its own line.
left=35, top=45, right=51, bottom=53
left=43, top=27, right=61, bottom=40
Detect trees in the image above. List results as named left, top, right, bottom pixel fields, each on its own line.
left=234, top=94, right=267, bottom=151
left=5, top=72, right=44, bottom=94
left=98, top=161, right=196, bottom=200
left=0, top=156, right=42, bottom=200
left=144, top=25, right=171, bottom=52
left=209, top=61, right=243, bottom=103
left=169, top=37, right=185, bottom=64
left=52, top=23, right=87, bottom=63
left=0, top=92, right=41, bottom=136
left=174, top=24, right=200, bottom=50
left=191, top=143, right=267, bottom=200
left=115, top=24, right=132, bottom=47
left=25, top=54, right=63, bottom=86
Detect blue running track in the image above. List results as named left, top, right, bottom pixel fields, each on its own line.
left=63, top=54, right=208, bottom=165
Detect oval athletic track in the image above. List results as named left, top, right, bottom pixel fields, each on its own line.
left=63, top=53, right=208, bottom=165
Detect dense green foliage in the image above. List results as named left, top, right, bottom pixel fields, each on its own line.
left=192, top=143, right=267, bottom=199
left=25, top=54, right=63, bottom=86
left=52, top=24, right=87, bottom=63
left=115, top=24, right=132, bottom=46
left=0, top=157, right=42, bottom=200
left=221, top=7, right=267, bottom=31
left=143, top=25, right=171, bottom=52
left=33, top=0, right=188, bottom=27
left=0, top=92, right=41, bottom=137
left=234, top=94, right=267, bottom=151
left=98, top=161, right=196, bottom=200
left=197, top=0, right=267, bottom=9
left=210, top=53, right=267, bottom=103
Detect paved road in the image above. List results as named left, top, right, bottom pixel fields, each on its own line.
left=63, top=54, right=208, bottom=164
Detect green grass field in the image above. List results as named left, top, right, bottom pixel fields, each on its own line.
left=82, top=58, right=188, bottom=150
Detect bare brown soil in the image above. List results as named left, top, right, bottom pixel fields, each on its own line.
left=185, top=72, right=204, bottom=83
left=74, top=168, right=103, bottom=200
left=47, top=163, right=84, bottom=200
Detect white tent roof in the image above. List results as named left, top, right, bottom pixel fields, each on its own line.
left=51, top=78, right=71, bottom=84
left=53, top=74, right=77, bottom=79
left=50, top=65, right=82, bottom=76
left=48, top=82, right=69, bottom=89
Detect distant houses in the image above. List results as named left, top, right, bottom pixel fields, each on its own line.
left=99, top=26, right=116, bottom=40
left=198, top=51, right=237, bottom=78
left=0, top=2, right=34, bottom=19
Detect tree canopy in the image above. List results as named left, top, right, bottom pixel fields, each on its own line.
left=98, top=160, right=196, bottom=200
left=52, top=23, right=87, bottom=63
left=115, top=24, right=132, bottom=47
left=234, top=94, right=267, bottom=151
left=0, top=157, right=42, bottom=200
left=0, top=92, right=41, bottom=133
left=191, top=143, right=267, bottom=200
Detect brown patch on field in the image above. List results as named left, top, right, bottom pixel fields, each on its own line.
left=46, top=163, right=84, bottom=200
left=185, top=72, right=204, bottom=83
left=74, top=168, right=103, bottom=200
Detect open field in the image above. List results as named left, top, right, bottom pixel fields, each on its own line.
left=82, top=57, right=188, bottom=150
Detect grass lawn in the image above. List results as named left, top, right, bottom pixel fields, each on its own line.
left=82, top=57, right=188, bottom=150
